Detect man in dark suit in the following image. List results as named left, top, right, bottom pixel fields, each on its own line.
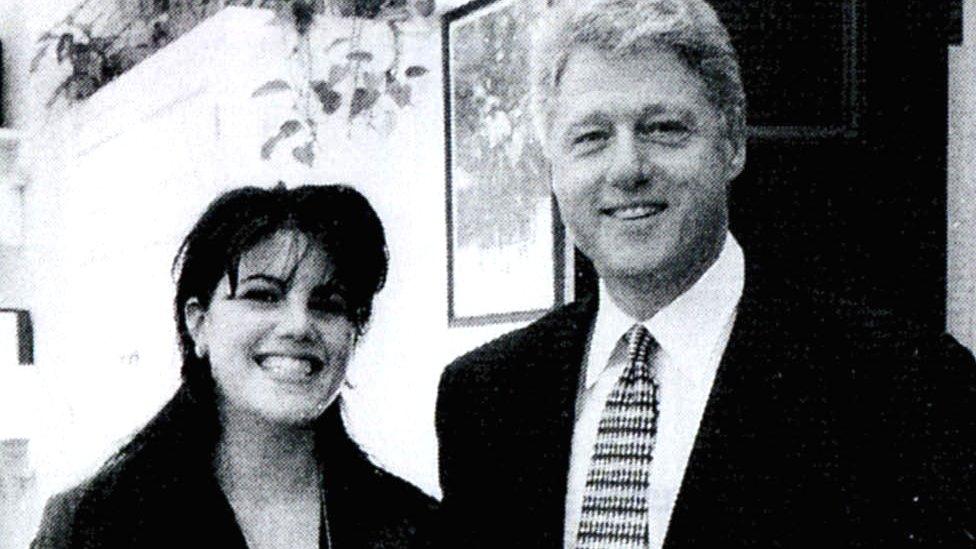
left=436, top=0, right=976, bottom=547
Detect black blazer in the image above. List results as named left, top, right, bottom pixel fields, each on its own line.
left=437, top=269, right=976, bottom=547
left=32, top=390, right=437, bottom=549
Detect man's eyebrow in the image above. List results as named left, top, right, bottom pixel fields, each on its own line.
left=638, top=104, right=695, bottom=119
left=565, top=111, right=612, bottom=131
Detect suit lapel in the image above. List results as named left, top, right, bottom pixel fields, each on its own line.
left=663, top=276, right=783, bottom=547
left=663, top=274, right=847, bottom=547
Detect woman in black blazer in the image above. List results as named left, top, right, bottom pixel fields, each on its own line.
left=32, top=184, right=436, bottom=548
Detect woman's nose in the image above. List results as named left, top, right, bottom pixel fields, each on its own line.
left=275, top=299, right=317, bottom=341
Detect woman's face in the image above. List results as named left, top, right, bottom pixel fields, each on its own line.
left=187, top=230, right=357, bottom=426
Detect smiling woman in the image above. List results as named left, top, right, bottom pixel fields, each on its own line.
left=30, top=184, right=437, bottom=549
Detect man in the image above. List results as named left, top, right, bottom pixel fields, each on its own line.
left=436, top=0, right=976, bottom=547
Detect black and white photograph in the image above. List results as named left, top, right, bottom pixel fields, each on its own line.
left=1, top=0, right=974, bottom=547
left=444, top=0, right=566, bottom=326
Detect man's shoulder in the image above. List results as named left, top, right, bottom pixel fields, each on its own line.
left=745, top=278, right=931, bottom=347
left=440, top=298, right=595, bottom=389
left=753, top=280, right=975, bottom=397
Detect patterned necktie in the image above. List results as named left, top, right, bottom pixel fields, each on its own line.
left=576, top=324, right=659, bottom=548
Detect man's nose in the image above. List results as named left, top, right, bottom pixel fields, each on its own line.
left=607, top=133, right=647, bottom=189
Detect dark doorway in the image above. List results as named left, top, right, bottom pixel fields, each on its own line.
left=574, top=0, right=959, bottom=331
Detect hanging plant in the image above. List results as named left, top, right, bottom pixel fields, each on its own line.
left=253, top=0, right=435, bottom=166
left=30, top=0, right=185, bottom=107
left=32, top=24, right=127, bottom=106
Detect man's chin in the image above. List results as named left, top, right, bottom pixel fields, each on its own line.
left=592, top=253, right=670, bottom=284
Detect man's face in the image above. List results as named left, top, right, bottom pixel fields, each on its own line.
left=548, top=45, right=744, bottom=293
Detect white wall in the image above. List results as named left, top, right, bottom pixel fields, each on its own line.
left=948, top=0, right=976, bottom=351
left=11, top=5, right=540, bottom=506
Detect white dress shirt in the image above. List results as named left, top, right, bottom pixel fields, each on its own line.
left=563, top=233, right=745, bottom=549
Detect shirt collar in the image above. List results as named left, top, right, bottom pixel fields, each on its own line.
left=585, top=233, right=745, bottom=388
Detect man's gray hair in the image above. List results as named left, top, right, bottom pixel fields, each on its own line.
left=530, top=0, right=747, bottom=148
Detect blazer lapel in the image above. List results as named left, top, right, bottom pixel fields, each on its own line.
left=663, top=276, right=786, bottom=547
left=663, top=274, right=847, bottom=547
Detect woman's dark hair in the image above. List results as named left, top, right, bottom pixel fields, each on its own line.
left=90, top=183, right=387, bottom=477
left=173, top=183, right=389, bottom=396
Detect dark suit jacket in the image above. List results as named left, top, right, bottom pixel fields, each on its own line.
left=32, top=390, right=437, bottom=549
left=437, top=269, right=976, bottom=547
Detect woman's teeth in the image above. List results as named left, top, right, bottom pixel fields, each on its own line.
left=258, top=356, right=317, bottom=380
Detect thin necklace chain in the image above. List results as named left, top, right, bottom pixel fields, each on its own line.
left=319, top=465, right=333, bottom=549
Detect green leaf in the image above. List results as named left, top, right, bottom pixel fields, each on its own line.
left=30, top=42, right=51, bottom=73
left=350, top=87, right=380, bottom=117
left=312, top=82, right=342, bottom=114
left=252, top=79, right=291, bottom=97
left=326, top=65, right=349, bottom=86
left=56, top=33, right=74, bottom=63
left=414, top=0, right=435, bottom=17
left=279, top=119, right=302, bottom=138
left=387, top=80, right=411, bottom=107
left=347, top=50, right=374, bottom=63
left=405, top=65, right=429, bottom=78
left=324, top=37, right=350, bottom=53
left=293, top=142, right=315, bottom=166
left=363, top=71, right=380, bottom=91
left=261, top=135, right=280, bottom=160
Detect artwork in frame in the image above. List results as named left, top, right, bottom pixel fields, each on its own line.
left=443, top=0, right=565, bottom=327
left=0, top=310, right=32, bottom=366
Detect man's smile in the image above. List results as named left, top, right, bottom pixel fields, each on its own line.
left=600, top=202, right=669, bottom=220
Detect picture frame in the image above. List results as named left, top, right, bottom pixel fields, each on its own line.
left=443, top=0, right=566, bottom=327
left=0, top=309, right=32, bottom=366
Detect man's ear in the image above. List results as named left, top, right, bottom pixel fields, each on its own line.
left=184, top=297, right=208, bottom=358
left=724, top=134, right=747, bottom=182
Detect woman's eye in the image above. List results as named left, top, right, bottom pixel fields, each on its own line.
left=238, top=288, right=281, bottom=303
left=310, top=296, right=349, bottom=315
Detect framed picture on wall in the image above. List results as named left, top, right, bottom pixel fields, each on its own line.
left=1, top=40, right=5, bottom=126
left=443, top=0, right=566, bottom=327
left=0, top=309, right=32, bottom=366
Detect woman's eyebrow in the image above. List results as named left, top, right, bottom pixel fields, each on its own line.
left=312, top=278, right=345, bottom=295
left=238, top=273, right=286, bottom=286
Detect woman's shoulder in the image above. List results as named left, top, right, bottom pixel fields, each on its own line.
left=32, top=386, right=221, bottom=548
left=30, top=482, right=88, bottom=549
left=31, top=444, right=172, bottom=548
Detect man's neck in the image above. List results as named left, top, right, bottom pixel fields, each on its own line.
left=603, top=247, right=722, bottom=322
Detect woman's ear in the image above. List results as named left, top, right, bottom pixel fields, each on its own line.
left=184, top=297, right=208, bottom=358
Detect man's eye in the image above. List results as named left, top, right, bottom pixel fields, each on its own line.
left=640, top=121, right=692, bottom=144
left=572, top=130, right=608, bottom=146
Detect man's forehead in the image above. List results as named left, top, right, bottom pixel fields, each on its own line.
left=553, top=46, right=714, bottom=122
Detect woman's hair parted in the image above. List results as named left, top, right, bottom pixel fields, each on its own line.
left=171, top=183, right=389, bottom=393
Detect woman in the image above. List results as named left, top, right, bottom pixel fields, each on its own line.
left=32, top=184, right=436, bottom=548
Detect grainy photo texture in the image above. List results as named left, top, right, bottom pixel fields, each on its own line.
left=0, top=0, right=974, bottom=548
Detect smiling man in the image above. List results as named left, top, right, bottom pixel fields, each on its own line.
left=435, top=0, right=976, bottom=547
